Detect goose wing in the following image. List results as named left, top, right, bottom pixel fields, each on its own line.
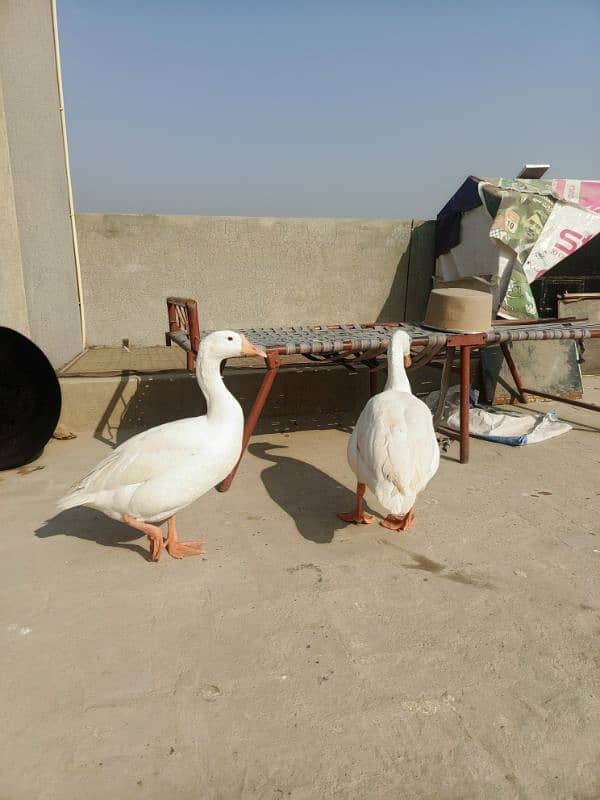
left=357, top=393, right=439, bottom=508
left=68, top=417, right=209, bottom=495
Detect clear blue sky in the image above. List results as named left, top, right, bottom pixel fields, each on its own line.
left=57, top=0, right=600, bottom=219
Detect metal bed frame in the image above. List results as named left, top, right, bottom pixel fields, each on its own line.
left=166, top=297, right=600, bottom=491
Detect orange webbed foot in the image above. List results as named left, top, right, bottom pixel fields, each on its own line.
left=166, top=539, right=204, bottom=560
left=149, top=536, right=164, bottom=561
left=379, top=510, right=415, bottom=532
left=337, top=511, right=376, bottom=525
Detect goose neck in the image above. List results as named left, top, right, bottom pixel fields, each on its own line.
left=196, top=354, right=238, bottom=419
left=384, top=346, right=412, bottom=393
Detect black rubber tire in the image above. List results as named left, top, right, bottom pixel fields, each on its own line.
left=0, top=327, right=62, bottom=470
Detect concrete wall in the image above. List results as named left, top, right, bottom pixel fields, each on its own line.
left=76, top=214, right=435, bottom=346
left=0, top=1, right=435, bottom=360
left=0, top=0, right=82, bottom=366
left=0, top=75, right=29, bottom=336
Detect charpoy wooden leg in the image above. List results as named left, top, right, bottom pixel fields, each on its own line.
left=217, top=351, right=281, bottom=492
left=500, top=341, right=528, bottom=404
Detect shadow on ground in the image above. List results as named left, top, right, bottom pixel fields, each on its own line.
left=91, top=369, right=359, bottom=450
left=35, top=507, right=151, bottom=561
left=248, top=442, right=374, bottom=544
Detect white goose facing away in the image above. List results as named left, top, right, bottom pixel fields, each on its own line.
left=338, top=329, right=439, bottom=531
left=57, top=331, right=265, bottom=561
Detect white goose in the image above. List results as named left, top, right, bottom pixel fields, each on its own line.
left=338, top=329, right=439, bottom=531
left=57, top=331, right=265, bottom=561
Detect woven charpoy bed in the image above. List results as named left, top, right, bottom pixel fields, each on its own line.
left=166, top=297, right=600, bottom=490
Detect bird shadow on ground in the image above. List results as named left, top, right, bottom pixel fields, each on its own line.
left=376, top=540, right=495, bottom=590
left=248, top=442, right=376, bottom=544
left=35, top=508, right=151, bottom=561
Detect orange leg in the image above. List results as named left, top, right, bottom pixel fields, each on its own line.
left=123, top=514, right=164, bottom=561
left=380, top=507, right=415, bottom=532
left=165, top=515, right=204, bottom=560
left=337, top=483, right=375, bottom=525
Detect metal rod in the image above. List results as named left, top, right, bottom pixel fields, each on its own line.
left=520, top=388, right=600, bottom=412
left=369, top=368, right=378, bottom=397
left=216, top=351, right=282, bottom=492
left=429, top=363, right=462, bottom=374
left=166, top=301, right=178, bottom=348
left=459, top=346, right=471, bottom=464
left=436, top=425, right=460, bottom=440
left=433, top=345, right=455, bottom=428
left=447, top=333, right=486, bottom=347
left=51, top=0, right=86, bottom=350
left=500, top=341, right=527, bottom=403
left=186, top=299, right=200, bottom=372
left=166, top=296, right=196, bottom=306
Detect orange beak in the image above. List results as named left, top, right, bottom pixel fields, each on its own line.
left=240, top=335, right=267, bottom=358
left=404, top=354, right=412, bottom=368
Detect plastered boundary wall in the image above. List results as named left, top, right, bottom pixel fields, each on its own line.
left=75, top=214, right=435, bottom=346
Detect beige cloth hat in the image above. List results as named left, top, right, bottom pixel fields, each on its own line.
left=424, top=287, right=492, bottom=334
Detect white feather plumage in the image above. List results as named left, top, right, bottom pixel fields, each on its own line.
left=346, top=330, right=439, bottom=518
left=57, top=331, right=258, bottom=525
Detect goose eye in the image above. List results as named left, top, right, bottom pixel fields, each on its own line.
left=227, top=336, right=233, bottom=341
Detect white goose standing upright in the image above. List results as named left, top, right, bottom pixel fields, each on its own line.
left=57, top=331, right=265, bottom=561
left=338, top=329, right=439, bottom=531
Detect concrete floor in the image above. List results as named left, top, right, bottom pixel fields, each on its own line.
left=2, top=383, right=600, bottom=799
